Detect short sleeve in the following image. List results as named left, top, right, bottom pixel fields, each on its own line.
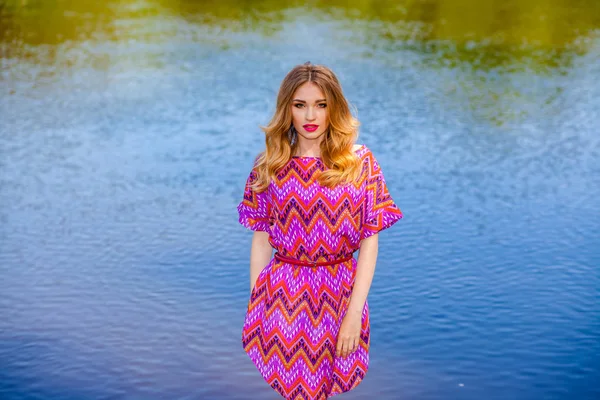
left=237, top=163, right=271, bottom=232
left=361, top=149, right=403, bottom=240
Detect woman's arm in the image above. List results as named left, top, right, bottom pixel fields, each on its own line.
left=249, top=231, right=273, bottom=291
left=336, top=233, right=378, bottom=357
left=348, top=233, right=379, bottom=315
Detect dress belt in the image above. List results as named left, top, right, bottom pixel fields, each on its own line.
left=274, top=252, right=354, bottom=267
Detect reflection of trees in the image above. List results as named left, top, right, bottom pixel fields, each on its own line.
left=1, top=0, right=597, bottom=126
left=344, top=0, right=600, bottom=70
left=1, top=0, right=599, bottom=67
left=0, top=0, right=118, bottom=45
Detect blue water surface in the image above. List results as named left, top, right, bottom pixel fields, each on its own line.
left=1, top=1, right=599, bottom=399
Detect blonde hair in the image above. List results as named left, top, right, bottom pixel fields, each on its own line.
left=251, top=62, right=363, bottom=191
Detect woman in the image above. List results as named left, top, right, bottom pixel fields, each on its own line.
left=237, top=62, right=403, bottom=399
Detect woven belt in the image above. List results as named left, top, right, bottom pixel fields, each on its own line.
left=274, top=252, right=354, bottom=267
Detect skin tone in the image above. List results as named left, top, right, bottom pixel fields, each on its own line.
left=249, top=80, right=380, bottom=359
left=290, top=81, right=329, bottom=157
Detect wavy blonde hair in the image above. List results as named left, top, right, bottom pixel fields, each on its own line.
left=251, top=62, right=363, bottom=191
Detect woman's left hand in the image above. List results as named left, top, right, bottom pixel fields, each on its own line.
left=336, top=309, right=362, bottom=358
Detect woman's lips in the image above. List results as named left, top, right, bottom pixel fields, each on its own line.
left=303, top=124, right=319, bottom=132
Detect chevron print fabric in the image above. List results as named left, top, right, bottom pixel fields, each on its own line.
left=238, top=144, right=403, bottom=399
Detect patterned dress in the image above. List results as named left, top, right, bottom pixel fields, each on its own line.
left=237, top=144, right=403, bottom=399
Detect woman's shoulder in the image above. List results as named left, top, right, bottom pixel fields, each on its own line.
left=353, top=143, right=371, bottom=159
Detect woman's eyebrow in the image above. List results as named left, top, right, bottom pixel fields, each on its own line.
left=292, top=99, right=327, bottom=103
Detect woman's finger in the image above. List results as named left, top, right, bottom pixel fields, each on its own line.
left=344, top=338, right=351, bottom=357
left=340, top=339, right=348, bottom=357
left=336, top=339, right=343, bottom=357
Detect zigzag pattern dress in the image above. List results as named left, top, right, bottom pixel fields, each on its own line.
left=237, top=144, right=403, bottom=399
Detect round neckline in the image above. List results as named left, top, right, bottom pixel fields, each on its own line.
left=291, top=144, right=365, bottom=159
left=292, top=155, right=321, bottom=159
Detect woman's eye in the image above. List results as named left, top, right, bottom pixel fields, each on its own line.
left=293, top=103, right=326, bottom=108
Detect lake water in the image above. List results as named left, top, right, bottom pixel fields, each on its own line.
left=1, top=1, right=599, bottom=399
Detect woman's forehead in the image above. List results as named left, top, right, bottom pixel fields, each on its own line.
left=293, top=82, right=326, bottom=100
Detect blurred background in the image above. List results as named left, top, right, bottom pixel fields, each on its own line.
left=1, top=0, right=599, bottom=399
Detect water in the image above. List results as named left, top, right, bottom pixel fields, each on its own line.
left=1, top=1, right=599, bottom=399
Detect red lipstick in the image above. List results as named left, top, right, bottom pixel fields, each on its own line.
left=303, top=124, right=319, bottom=132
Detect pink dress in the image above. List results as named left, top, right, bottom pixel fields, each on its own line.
left=237, top=144, right=403, bottom=399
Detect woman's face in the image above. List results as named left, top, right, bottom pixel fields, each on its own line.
left=290, top=82, right=329, bottom=142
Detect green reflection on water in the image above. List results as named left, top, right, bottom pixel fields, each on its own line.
left=2, top=0, right=599, bottom=65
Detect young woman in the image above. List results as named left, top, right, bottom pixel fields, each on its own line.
left=237, top=62, right=403, bottom=399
